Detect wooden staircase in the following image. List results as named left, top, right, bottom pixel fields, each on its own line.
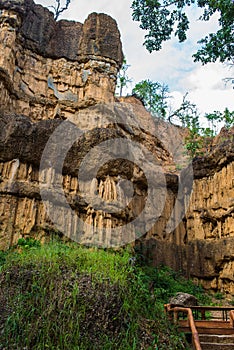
left=199, top=334, right=234, bottom=350
left=165, top=305, right=234, bottom=350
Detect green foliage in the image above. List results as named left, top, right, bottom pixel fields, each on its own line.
left=214, top=291, right=224, bottom=300
left=132, top=77, right=233, bottom=158
left=131, top=0, right=234, bottom=63
left=132, top=81, right=200, bottom=127
left=0, top=242, right=209, bottom=349
left=204, top=111, right=223, bottom=135
left=137, top=264, right=211, bottom=306
left=185, top=137, right=202, bottom=158
left=132, top=79, right=170, bottom=118
left=116, top=57, right=132, bottom=96
left=193, top=0, right=234, bottom=64
left=182, top=107, right=234, bottom=158
left=176, top=164, right=183, bottom=171
left=17, top=237, right=41, bottom=249
left=223, top=107, right=234, bottom=128
left=204, top=108, right=234, bottom=134
left=183, top=111, right=202, bottom=157
left=0, top=250, right=7, bottom=269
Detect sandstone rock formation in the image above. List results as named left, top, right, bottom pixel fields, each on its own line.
left=0, top=0, right=123, bottom=121
left=139, top=130, right=234, bottom=295
left=0, top=0, right=233, bottom=295
left=0, top=0, right=178, bottom=249
left=0, top=104, right=178, bottom=249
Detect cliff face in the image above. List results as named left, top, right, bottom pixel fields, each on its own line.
left=0, top=0, right=123, bottom=120
left=140, top=130, right=234, bottom=295
left=186, top=132, right=234, bottom=294
left=0, top=106, right=176, bottom=249
left=0, top=0, right=233, bottom=295
left=0, top=0, right=178, bottom=249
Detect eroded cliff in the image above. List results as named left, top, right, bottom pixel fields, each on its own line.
left=0, top=0, right=123, bottom=120
left=0, top=0, right=179, bottom=249
left=140, top=130, right=234, bottom=294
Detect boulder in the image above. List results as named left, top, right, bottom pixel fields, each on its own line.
left=169, top=292, right=198, bottom=307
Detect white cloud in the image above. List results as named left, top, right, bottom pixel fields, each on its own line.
left=190, top=89, right=234, bottom=114
left=182, top=63, right=231, bottom=90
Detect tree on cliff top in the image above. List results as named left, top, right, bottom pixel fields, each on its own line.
left=131, top=0, right=234, bottom=64
left=132, top=79, right=170, bottom=118
left=48, top=0, right=71, bottom=20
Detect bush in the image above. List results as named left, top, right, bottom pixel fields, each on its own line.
left=17, top=237, right=41, bottom=249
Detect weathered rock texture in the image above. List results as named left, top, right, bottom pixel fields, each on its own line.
left=139, top=130, right=234, bottom=295
left=169, top=292, right=198, bottom=307
left=0, top=0, right=233, bottom=295
left=0, top=104, right=177, bottom=248
left=0, top=0, right=123, bottom=121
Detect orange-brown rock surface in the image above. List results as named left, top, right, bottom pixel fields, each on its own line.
left=140, top=130, right=234, bottom=295
left=0, top=104, right=177, bottom=249
left=0, top=0, right=123, bottom=120
left=0, top=0, right=178, bottom=249
left=0, top=0, right=233, bottom=295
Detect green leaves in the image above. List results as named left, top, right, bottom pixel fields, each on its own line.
left=132, top=79, right=170, bottom=118
left=131, top=0, right=234, bottom=63
left=194, top=25, right=234, bottom=63
left=132, top=1, right=179, bottom=52
left=185, top=108, right=234, bottom=158
left=116, top=57, right=132, bottom=96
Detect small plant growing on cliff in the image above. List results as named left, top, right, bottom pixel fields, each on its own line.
left=116, top=57, right=132, bottom=96
left=48, top=0, right=72, bottom=20
left=214, top=291, right=224, bottom=300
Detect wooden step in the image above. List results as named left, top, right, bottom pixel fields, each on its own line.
left=179, top=320, right=233, bottom=329
left=178, top=320, right=234, bottom=335
left=179, top=326, right=234, bottom=335
left=199, top=334, right=234, bottom=343
left=200, top=342, right=234, bottom=350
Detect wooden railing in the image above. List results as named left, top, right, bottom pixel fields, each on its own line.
left=188, top=305, right=234, bottom=321
left=165, top=304, right=234, bottom=350
left=164, top=304, right=202, bottom=350
left=230, top=310, right=234, bottom=328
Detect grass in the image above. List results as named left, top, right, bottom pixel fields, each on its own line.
left=0, top=239, right=211, bottom=350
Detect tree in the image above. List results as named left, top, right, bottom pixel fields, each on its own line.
left=132, top=80, right=199, bottom=123
left=205, top=108, right=234, bottom=133
left=223, top=108, right=234, bottom=128
left=169, top=93, right=202, bottom=157
left=184, top=116, right=202, bottom=158
left=132, top=78, right=234, bottom=157
left=168, top=92, right=199, bottom=126
left=131, top=0, right=234, bottom=64
left=132, top=79, right=170, bottom=118
left=204, top=110, right=223, bottom=136
left=48, top=0, right=71, bottom=20
left=116, top=57, right=132, bottom=96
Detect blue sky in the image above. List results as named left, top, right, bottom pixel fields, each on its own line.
left=35, top=0, right=234, bottom=119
